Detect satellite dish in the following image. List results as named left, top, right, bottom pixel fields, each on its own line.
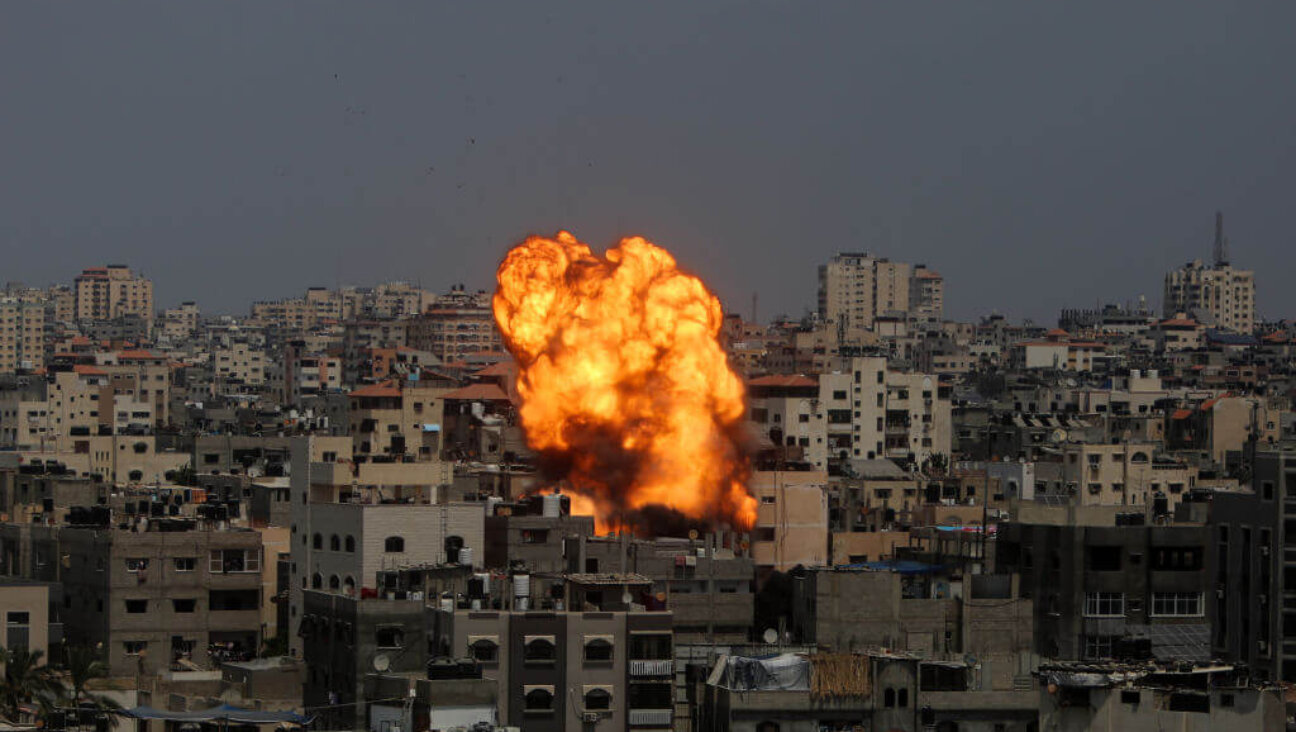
left=655, top=592, right=667, bottom=603
left=688, top=529, right=699, bottom=540
left=1049, top=429, right=1067, bottom=444
left=373, top=653, right=391, bottom=672
left=762, top=628, right=778, bottom=645
left=622, top=592, right=633, bottom=605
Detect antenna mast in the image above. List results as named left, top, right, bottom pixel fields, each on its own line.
left=1213, top=211, right=1229, bottom=267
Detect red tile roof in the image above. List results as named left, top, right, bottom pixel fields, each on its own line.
left=474, top=360, right=515, bottom=378
left=1157, top=318, right=1199, bottom=327
left=73, top=365, right=107, bottom=376
left=349, top=381, right=401, bottom=398
left=1171, top=409, right=1193, bottom=420
left=441, top=383, right=510, bottom=401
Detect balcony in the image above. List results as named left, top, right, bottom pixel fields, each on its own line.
left=629, top=659, right=673, bottom=677
left=628, top=709, right=672, bottom=726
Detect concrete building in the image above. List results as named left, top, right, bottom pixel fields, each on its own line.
left=751, top=471, right=829, bottom=574
left=0, top=298, right=46, bottom=373
left=1164, top=244, right=1256, bottom=334
left=74, top=265, right=153, bottom=327
left=286, top=439, right=478, bottom=657
left=817, top=252, right=911, bottom=337
left=406, top=288, right=502, bottom=363
left=1056, top=442, right=1196, bottom=509
left=346, top=374, right=456, bottom=461
left=909, top=265, right=945, bottom=322
left=431, top=594, right=676, bottom=732
left=158, top=301, right=200, bottom=341
left=701, top=651, right=1039, bottom=732
left=0, top=518, right=267, bottom=676
left=1210, top=450, right=1296, bottom=682
left=212, top=342, right=268, bottom=389
left=997, top=502, right=1212, bottom=662
left=0, top=580, right=55, bottom=659
left=1038, top=661, right=1285, bottom=731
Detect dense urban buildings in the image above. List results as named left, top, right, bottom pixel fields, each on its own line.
left=0, top=224, right=1291, bottom=731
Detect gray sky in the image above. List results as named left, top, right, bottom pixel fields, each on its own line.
left=2, top=3, right=1294, bottom=324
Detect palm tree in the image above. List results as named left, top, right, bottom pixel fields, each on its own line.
left=58, top=647, right=121, bottom=722
left=0, top=647, right=58, bottom=722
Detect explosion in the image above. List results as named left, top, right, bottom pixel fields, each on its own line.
left=493, top=231, right=757, bottom=536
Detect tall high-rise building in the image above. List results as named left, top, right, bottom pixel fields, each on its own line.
left=910, top=265, right=945, bottom=322
left=1163, top=213, right=1256, bottom=333
left=74, top=265, right=154, bottom=326
left=0, top=298, right=46, bottom=373
left=817, top=253, right=911, bottom=334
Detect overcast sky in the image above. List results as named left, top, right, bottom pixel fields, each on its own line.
left=2, top=3, right=1294, bottom=324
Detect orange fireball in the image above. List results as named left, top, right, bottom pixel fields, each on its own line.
left=493, top=231, right=756, bottom=535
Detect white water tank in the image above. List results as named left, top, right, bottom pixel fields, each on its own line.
left=439, top=597, right=453, bottom=612
left=542, top=493, right=562, bottom=518
left=474, top=573, right=491, bottom=596
left=513, top=574, right=530, bottom=598
left=458, top=547, right=474, bottom=567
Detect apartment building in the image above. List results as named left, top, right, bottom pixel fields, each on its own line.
left=817, top=252, right=911, bottom=336
left=286, top=439, right=478, bottom=656
left=1211, top=450, right=1296, bottom=682
left=1057, top=442, right=1197, bottom=509
left=158, top=301, right=200, bottom=341
left=0, top=299, right=46, bottom=373
left=432, top=594, right=676, bottom=731
left=406, top=290, right=502, bottom=363
left=212, top=341, right=268, bottom=388
left=751, top=470, right=829, bottom=574
left=282, top=343, right=342, bottom=404
left=1165, top=260, right=1256, bottom=334
left=909, top=265, right=945, bottom=322
left=74, top=265, right=153, bottom=326
left=997, top=501, right=1212, bottom=662
left=347, top=373, right=456, bottom=460
left=0, top=517, right=266, bottom=676
left=747, top=357, right=952, bottom=474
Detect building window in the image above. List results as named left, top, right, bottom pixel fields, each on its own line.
left=524, top=637, right=556, bottom=664
left=173, top=557, right=196, bottom=572
left=209, top=549, right=260, bottom=573
left=524, top=687, right=554, bottom=713
left=329, top=535, right=340, bottom=551
left=469, top=639, right=498, bottom=662
left=328, top=575, right=340, bottom=590
left=312, top=533, right=322, bottom=550
left=584, top=688, right=611, bottom=711
left=1084, top=635, right=1117, bottom=659
left=385, top=536, right=405, bottom=553
left=125, top=558, right=149, bottom=573
left=584, top=638, right=613, bottom=662
left=5, top=612, right=29, bottom=652
left=311, top=573, right=322, bottom=589
left=375, top=626, right=404, bottom=649
left=173, top=599, right=197, bottom=613
left=345, top=535, right=356, bottom=552
left=123, top=641, right=147, bottom=656
left=1084, top=592, right=1124, bottom=617
left=125, top=599, right=148, bottom=613
left=1151, top=592, right=1204, bottom=617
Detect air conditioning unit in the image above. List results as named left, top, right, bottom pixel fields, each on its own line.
left=582, top=713, right=601, bottom=723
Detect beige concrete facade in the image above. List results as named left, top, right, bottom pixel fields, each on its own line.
left=74, top=265, right=153, bottom=326
left=752, top=470, right=829, bottom=572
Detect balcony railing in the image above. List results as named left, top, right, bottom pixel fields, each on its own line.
left=628, top=709, right=673, bottom=726
left=629, top=659, right=673, bottom=676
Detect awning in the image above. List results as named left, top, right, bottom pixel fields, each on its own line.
left=122, top=704, right=311, bottom=725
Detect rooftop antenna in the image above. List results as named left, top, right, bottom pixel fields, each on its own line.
left=1213, top=211, right=1230, bottom=267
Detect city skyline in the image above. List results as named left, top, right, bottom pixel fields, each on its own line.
left=2, top=3, right=1294, bottom=324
